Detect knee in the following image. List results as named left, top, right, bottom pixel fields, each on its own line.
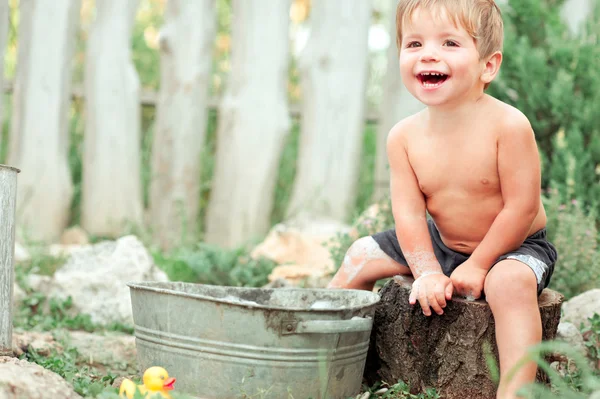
left=484, top=261, right=538, bottom=307
left=344, top=236, right=381, bottom=265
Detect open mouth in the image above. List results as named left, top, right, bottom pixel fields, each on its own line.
left=417, top=72, right=449, bottom=88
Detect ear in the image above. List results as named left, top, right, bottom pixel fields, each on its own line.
left=481, top=51, right=502, bottom=84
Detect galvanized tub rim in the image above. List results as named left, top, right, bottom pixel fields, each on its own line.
left=0, top=164, right=20, bottom=173
left=127, top=281, right=380, bottom=312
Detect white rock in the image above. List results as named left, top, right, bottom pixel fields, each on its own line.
left=252, top=221, right=343, bottom=286
left=14, top=242, right=30, bottom=262
left=562, top=289, right=600, bottom=329
left=0, top=356, right=82, bottom=398
left=12, top=282, right=26, bottom=308
left=555, top=322, right=587, bottom=356
left=49, top=235, right=168, bottom=325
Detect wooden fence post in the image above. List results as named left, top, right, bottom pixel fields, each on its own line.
left=8, top=0, right=80, bottom=241
left=205, top=0, right=291, bottom=248
left=0, top=165, right=19, bottom=356
left=0, top=0, right=8, bottom=154
left=286, top=0, right=372, bottom=223
left=150, top=0, right=216, bottom=250
left=373, top=7, right=425, bottom=202
left=82, top=0, right=143, bottom=237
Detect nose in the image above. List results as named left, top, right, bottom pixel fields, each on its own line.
left=419, top=45, right=440, bottom=63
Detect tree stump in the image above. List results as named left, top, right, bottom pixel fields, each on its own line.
left=364, top=276, right=564, bottom=399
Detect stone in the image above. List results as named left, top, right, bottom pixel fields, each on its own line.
left=68, top=331, right=136, bottom=368
left=252, top=222, right=338, bottom=286
left=562, top=288, right=600, bottom=329
left=59, top=225, right=90, bottom=245
left=14, top=242, right=30, bottom=263
left=0, top=356, right=81, bottom=398
left=48, top=235, right=169, bottom=325
left=11, top=331, right=60, bottom=358
left=364, top=276, right=564, bottom=399
left=556, top=322, right=587, bottom=356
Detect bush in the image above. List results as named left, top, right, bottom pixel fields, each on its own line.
left=544, top=188, right=600, bottom=299
left=152, top=243, right=277, bottom=288
left=488, top=0, right=600, bottom=213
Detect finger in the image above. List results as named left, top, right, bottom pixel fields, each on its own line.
left=409, top=286, right=418, bottom=305
left=418, top=290, right=431, bottom=316
left=435, top=288, right=447, bottom=309
left=427, top=291, right=444, bottom=315
left=445, top=281, right=454, bottom=300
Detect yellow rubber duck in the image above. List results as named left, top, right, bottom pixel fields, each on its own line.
left=119, top=366, right=176, bottom=399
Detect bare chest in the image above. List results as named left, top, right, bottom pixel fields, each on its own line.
left=407, top=133, right=500, bottom=197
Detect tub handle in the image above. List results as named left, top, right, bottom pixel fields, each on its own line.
left=281, top=316, right=373, bottom=335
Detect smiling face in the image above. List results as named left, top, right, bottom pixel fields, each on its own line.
left=399, top=7, right=491, bottom=107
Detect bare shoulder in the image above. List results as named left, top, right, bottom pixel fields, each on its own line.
left=486, top=96, right=534, bottom=139
left=387, top=111, right=425, bottom=148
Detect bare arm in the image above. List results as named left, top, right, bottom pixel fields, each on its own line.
left=468, top=113, right=541, bottom=270
left=387, top=121, right=443, bottom=278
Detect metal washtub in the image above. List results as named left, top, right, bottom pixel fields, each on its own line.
left=127, top=282, right=380, bottom=399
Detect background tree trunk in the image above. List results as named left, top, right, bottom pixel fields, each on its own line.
left=150, top=0, right=216, bottom=250
left=286, top=0, right=372, bottom=223
left=204, top=0, right=291, bottom=248
left=82, top=0, right=143, bottom=237
left=373, top=11, right=425, bottom=202
left=365, top=276, right=564, bottom=399
left=0, top=0, right=8, bottom=154
left=561, top=0, right=593, bottom=34
left=8, top=0, right=80, bottom=242
left=0, top=166, right=18, bottom=356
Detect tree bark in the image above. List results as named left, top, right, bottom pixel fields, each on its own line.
left=0, top=166, right=18, bottom=356
left=204, top=0, right=291, bottom=248
left=8, top=0, right=80, bottom=242
left=82, top=0, right=143, bottom=237
left=150, top=0, right=216, bottom=250
left=0, top=0, right=8, bottom=154
left=373, top=11, right=425, bottom=202
left=286, top=0, right=372, bottom=222
left=365, top=276, right=564, bottom=399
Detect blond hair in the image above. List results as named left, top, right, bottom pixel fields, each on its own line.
left=396, top=0, right=504, bottom=60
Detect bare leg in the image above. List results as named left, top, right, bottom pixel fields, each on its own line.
left=484, top=260, right=541, bottom=399
left=328, top=236, right=412, bottom=291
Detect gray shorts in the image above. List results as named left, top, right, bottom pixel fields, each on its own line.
left=372, top=219, right=558, bottom=295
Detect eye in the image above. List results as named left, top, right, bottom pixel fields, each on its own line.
left=160, top=376, right=165, bottom=380
left=444, top=40, right=459, bottom=47
left=406, top=41, right=421, bottom=48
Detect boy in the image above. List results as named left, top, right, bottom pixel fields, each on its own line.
left=328, top=1, right=558, bottom=398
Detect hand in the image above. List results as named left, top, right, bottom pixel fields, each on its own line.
left=449, top=259, right=488, bottom=300
left=409, top=273, right=454, bottom=316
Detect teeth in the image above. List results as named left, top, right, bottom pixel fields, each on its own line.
left=421, top=72, right=445, bottom=76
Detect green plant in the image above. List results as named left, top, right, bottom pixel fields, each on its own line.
left=327, top=196, right=395, bottom=271
left=543, top=188, right=600, bottom=299
left=361, top=380, right=440, bottom=399
left=504, top=341, right=600, bottom=398
left=14, top=293, right=133, bottom=334
left=153, top=242, right=277, bottom=287
left=489, top=0, right=600, bottom=211
left=581, top=313, right=600, bottom=365
left=24, top=347, right=116, bottom=397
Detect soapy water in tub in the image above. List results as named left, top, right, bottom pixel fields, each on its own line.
left=219, top=294, right=343, bottom=310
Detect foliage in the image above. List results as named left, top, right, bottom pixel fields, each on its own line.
left=510, top=341, right=600, bottom=398
left=488, top=0, right=600, bottom=208
left=581, top=313, right=600, bottom=365
left=362, top=380, right=440, bottom=399
left=543, top=188, right=600, bottom=299
left=13, top=293, right=133, bottom=334
left=327, top=196, right=395, bottom=270
left=23, top=347, right=118, bottom=398
left=153, top=242, right=277, bottom=288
